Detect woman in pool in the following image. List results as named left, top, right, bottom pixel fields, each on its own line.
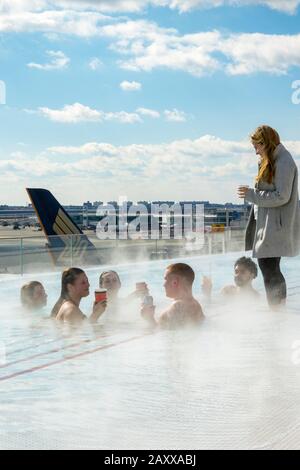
left=99, top=271, right=122, bottom=306
left=51, top=268, right=106, bottom=324
left=238, top=125, right=300, bottom=308
left=99, top=270, right=149, bottom=314
left=21, top=281, right=48, bottom=311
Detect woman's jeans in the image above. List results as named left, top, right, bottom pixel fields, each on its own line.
left=258, top=257, right=287, bottom=306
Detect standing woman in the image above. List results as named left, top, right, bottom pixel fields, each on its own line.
left=238, top=125, right=300, bottom=308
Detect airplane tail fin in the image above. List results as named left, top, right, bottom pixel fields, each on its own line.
left=26, top=188, right=100, bottom=266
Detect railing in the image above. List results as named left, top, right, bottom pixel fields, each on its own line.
left=0, top=229, right=246, bottom=276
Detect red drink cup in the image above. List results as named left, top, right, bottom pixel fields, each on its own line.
left=95, top=289, right=107, bottom=303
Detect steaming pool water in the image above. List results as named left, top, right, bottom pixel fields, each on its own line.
left=1, top=251, right=300, bottom=450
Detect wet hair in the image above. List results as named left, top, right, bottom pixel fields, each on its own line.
left=251, top=125, right=281, bottom=184
left=51, top=267, right=85, bottom=318
left=21, top=281, right=43, bottom=308
left=99, top=270, right=121, bottom=288
left=166, top=263, right=195, bottom=286
left=234, top=257, right=258, bottom=278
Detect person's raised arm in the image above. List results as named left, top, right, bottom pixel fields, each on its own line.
left=90, top=300, right=107, bottom=323
left=126, top=283, right=149, bottom=302
left=201, top=276, right=212, bottom=302
left=140, top=304, right=157, bottom=327
left=141, top=302, right=180, bottom=329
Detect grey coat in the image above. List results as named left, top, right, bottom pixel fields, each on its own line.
left=245, top=143, right=300, bottom=259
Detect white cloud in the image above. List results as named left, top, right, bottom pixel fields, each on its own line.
left=136, top=107, right=160, bottom=118
left=27, top=50, right=70, bottom=70
left=120, top=80, right=142, bottom=91
left=100, top=20, right=300, bottom=76
left=0, top=8, right=111, bottom=37
left=221, top=32, right=300, bottom=75
left=101, top=21, right=220, bottom=77
left=46, top=134, right=258, bottom=185
left=49, top=1, right=147, bottom=13
left=104, top=111, right=142, bottom=123
left=0, top=0, right=299, bottom=14
left=160, top=0, right=300, bottom=14
left=38, top=103, right=102, bottom=122
left=29, top=103, right=186, bottom=123
left=48, top=142, right=120, bottom=155
left=1, top=2, right=300, bottom=77
left=164, top=108, right=187, bottom=122
left=36, top=102, right=142, bottom=123
left=89, top=57, right=103, bottom=70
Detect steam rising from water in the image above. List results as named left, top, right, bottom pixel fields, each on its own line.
left=1, top=253, right=300, bottom=449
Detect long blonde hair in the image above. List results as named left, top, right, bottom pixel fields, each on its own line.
left=251, top=125, right=280, bottom=184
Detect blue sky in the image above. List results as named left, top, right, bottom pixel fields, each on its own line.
left=0, top=0, right=300, bottom=204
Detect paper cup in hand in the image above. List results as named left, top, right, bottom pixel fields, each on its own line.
left=95, top=289, right=107, bottom=303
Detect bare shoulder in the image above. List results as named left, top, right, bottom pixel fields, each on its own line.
left=57, top=301, right=85, bottom=323
left=160, top=300, right=187, bottom=317
left=159, top=299, right=203, bottom=327
left=158, top=303, right=180, bottom=327
left=173, top=298, right=203, bottom=313
left=158, top=304, right=174, bottom=323
left=193, top=298, right=204, bottom=318
left=189, top=298, right=204, bottom=320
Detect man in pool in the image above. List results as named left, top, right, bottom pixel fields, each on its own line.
left=141, top=263, right=204, bottom=328
left=202, top=256, right=259, bottom=301
left=20, top=281, right=48, bottom=311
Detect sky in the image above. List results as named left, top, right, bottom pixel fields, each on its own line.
left=0, top=0, right=300, bottom=205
